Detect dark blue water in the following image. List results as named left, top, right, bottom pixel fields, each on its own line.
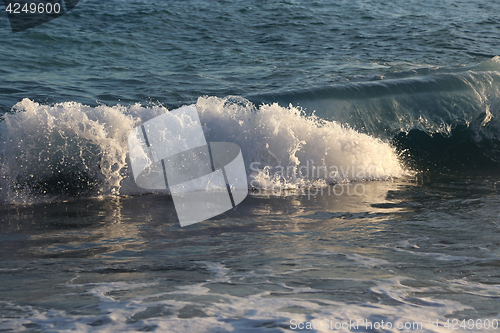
left=1, top=0, right=499, bottom=111
left=1, top=0, right=500, bottom=332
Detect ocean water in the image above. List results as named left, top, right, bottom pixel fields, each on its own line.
left=1, top=0, right=500, bottom=332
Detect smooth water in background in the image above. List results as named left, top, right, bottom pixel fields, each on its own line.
left=1, top=0, right=500, bottom=332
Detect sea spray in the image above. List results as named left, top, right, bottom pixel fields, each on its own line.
left=0, top=97, right=406, bottom=204
left=197, top=96, right=406, bottom=190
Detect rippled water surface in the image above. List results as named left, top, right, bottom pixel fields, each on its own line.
left=1, top=0, right=500, bottom=331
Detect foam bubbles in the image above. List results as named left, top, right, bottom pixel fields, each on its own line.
left=0, top=99, right=169, bottom=203
left=197, top=96, right=407, bottom=190
left=0, top=97, right=406, bottom=204
left=0, top=262, right=488, bottom=333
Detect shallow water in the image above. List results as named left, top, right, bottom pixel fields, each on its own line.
left=0, top=179, right=499, bottom=331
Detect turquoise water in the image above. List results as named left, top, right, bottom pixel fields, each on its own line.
left=1, top=0, right=500, bottom=332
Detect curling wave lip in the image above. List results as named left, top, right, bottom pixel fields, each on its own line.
left=128, top=105, right=248, bottom=227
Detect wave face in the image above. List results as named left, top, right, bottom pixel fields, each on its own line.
left=0, top=98, right=405, bottom=204
left=4, top=57, right=500, bottom=204
left=253, top=57, right=500, bottom=175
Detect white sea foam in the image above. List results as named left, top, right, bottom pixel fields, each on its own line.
left=0, top=97, right=406, bottom=204
left=1, top=261, right=497, bottom=333
left=197, top=96, right=406, bottom=190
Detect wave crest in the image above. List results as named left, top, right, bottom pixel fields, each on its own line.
left=0, top=97, right=406, bottom=204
